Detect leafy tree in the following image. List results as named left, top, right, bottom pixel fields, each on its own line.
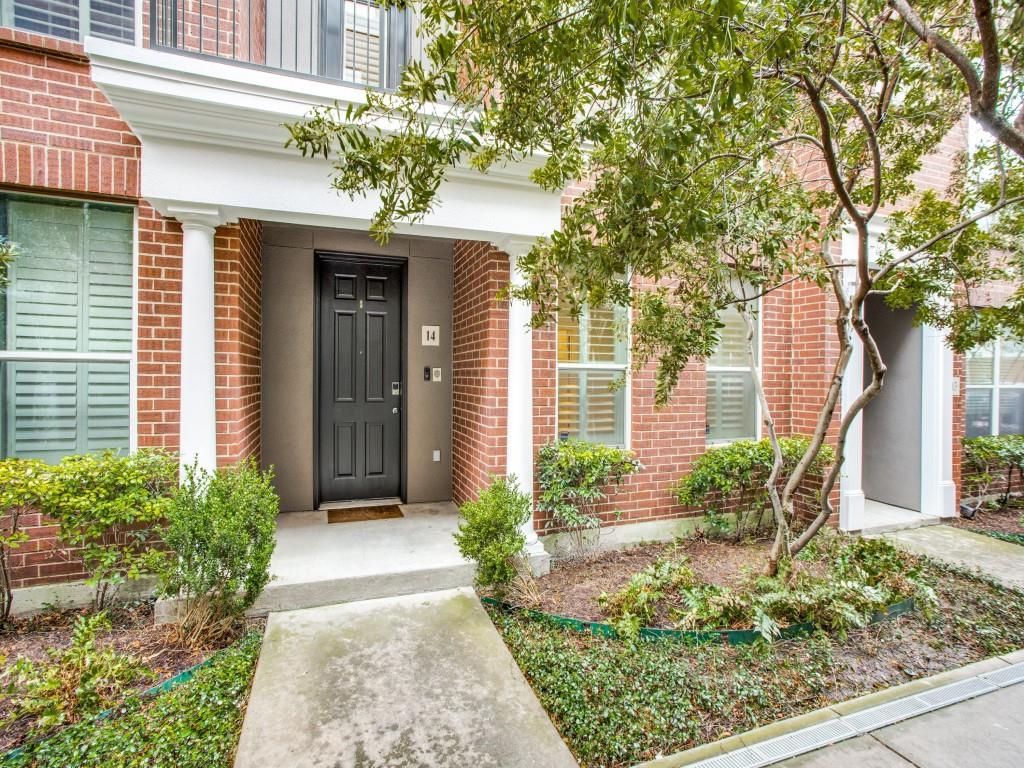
left=288, top=0, right=1024, bottom=573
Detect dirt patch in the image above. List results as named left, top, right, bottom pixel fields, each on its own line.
left=531, top=537, right=820, bottom=622
left=951, top=500, right=1024, bottom=538
left=0, top=602, right=264, bottom=753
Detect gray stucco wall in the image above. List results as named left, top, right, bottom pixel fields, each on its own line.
left=261, top=224, right=454, bottom=511
left=862, top=296, right=923, bottom=511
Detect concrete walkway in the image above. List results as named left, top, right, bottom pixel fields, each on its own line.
left=234, top=588, right=577, bottom=768
left=779, top=683, right=1024, bottom=767
left=883, top=525, right=1024, bottom=590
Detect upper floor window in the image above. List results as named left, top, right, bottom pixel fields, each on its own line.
left=0, top=194, right=133, bottom=463
left=2, top=0, right=134, bottom=43
left=966, top=339, right=1024, bottom=437
left=557, top=305, right=628, bottom=446
left=706, top=302, right=759, bottom=444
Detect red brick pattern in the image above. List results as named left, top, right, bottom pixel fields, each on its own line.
left=0, top=30, right=139, bottom=199
left=451, top=240, right=509, bottom=505
left=6, top=509, right=88, bottom=589
left=137, top=205, right=185, bottom=452
left=215, top=218, right=262, bottom=465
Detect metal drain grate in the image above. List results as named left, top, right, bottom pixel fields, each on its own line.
left=980, top=662, right=1024, bottom=688
left=917, top=677, right=998, bottom=708
left=843, top=696, right=930, bottom=732
left=750, top=719, right=857, bottom=762
left=688, top=749, right=764, bottom=768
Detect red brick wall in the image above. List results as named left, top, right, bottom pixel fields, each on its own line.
left=137, top=205, right=184, bottom=452
left=0, top=29, right=139, bottom=199
left=531, top=277, right=812, bottom=533
left=215, top=219, right=262, bottom=466
left=1, top=31, right=262, bottom=590
left=451, top=240, right=509, bottom=504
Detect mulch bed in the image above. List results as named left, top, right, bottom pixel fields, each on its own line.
left=531, top=537, right=822, bottom=623
left=951, top=497, right=1024, bottom=538
left=491, top=538, right=1024, bottom=767
left=0, top=602, right=264, bottom=753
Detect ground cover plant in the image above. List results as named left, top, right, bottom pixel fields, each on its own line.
left=490, top=553, right=1024, bottom=767
left=1, top=628, right=262, bottom=768
left=0, top=602, right=262, bottom=754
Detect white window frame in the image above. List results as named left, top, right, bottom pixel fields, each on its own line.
left=0, top=192, right=138, bottom=457
left=554, top=304, right=631, bottom=448
left=966, top=339, right=1024, bottom=437
left=706, top=298, right=762, bottom=446
left=0, top=0, right=135, bottom=44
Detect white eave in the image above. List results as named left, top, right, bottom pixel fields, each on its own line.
left=85, top=38, right=561, bottom=242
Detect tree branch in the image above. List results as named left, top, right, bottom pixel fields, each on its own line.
left=889, top=0, right=1024, bottom=159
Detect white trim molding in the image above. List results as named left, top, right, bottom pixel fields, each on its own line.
left=85, top=39, right=563, bottom=243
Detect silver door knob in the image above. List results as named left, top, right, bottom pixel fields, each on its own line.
left=392, top=407, right=399, bottom=414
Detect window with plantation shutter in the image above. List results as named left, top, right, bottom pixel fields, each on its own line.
left=966, top=339, right=1024, bottom=437
left=706, top=301, right=759, bottom=444
left=556, top=304, right=628, bottom=446
left=4, top=0, right=134, bottom=43
left=0, top=195, right=133, bottom=463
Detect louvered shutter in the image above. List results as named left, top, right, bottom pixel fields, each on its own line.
left=557, top=304, right=628, bottom=445
left=2, top=199, right=132, bottom=461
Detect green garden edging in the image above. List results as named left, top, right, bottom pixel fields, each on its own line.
left=481, top=595, right=916, bottom=645
left=970, top=528, right=1024, bottom=547
left=2, top=649, right=217, bottom=763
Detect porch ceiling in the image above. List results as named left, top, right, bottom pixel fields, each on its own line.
left=85, top=39, right=562, bottom=242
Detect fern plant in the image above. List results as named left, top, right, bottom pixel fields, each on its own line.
left=0, top=612, right=152, bottom=733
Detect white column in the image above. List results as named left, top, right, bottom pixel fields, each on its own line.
left=920, top=324, right=957, bottom=518
left=502, top=241, right=545, bottom=558
left=171, top=206, right=222, bottom=474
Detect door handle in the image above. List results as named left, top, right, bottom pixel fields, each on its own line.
left=392, top=407, right=400, bottom=414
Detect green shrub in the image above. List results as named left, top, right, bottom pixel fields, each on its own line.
left=40, top=450, right=178, bottom=609
left=963, top=434, right=1024, bottom=509
left=536, top=439, right=642, bottom=554
left=674, top=436, right=835, bottom=539
left=4, top=629, right=262, bottom=768
left=0, top=611, right=152, bottom=733
left=159, top=461, right=278, bottom=648
left=0, top=458, right=47, bottom=622
left=454, top=475, right=531, bottom=590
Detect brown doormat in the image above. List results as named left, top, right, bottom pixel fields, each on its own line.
left=327, top=505, right=404, bottom=524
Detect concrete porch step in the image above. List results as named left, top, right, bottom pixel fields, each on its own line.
left=250, top=561, right=476, bottom=614
left=854, top=515, right=946, bottom=536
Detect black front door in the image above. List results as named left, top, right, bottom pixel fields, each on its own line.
left=318, top=256, right=403, bottom=502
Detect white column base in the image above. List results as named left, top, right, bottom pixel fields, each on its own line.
left=840, top=489, right=865, bottom=532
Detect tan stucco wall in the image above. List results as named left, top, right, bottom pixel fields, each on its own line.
left=261, top=223, right=454, bottom=511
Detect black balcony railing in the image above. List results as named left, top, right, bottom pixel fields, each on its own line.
left=149, top=0, right=409, bottom=89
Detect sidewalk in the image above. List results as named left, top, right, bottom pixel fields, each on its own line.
left=233, top=588, right=577, bottom=768
left=779, top=683, right=1024, bottom=767
left=882, top=525, right=1024, bottom=590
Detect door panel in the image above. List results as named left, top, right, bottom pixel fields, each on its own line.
left=318, top=257, right=402, bottom=502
